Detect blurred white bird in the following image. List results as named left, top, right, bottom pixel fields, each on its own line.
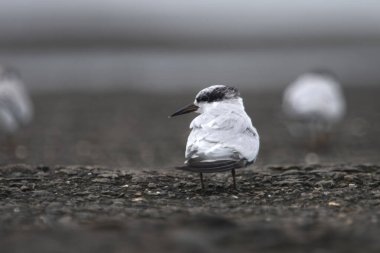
left=0, top=66, right=33, bottom=152
left=170, top=85, right=259, bottom=189
left=282, top=69, right=346, bottom=148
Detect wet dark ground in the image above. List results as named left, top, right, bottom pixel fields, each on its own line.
left=0, top=87, right=379, bottom=252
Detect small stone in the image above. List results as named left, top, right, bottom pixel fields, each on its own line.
left=344, top=175, right=357, bottom=182
left=113, top=199, right=125, bottom=205
left=59, top=168, right=78, bottom=175
left=99, top=173, right=118, bottom=179
left=348, top=183, right=356, bottom=188
left=146, top=190, right=162, bottom=196
left=328, top=201, right=340, bottom=207
left=92, top=178, right=110, bottom=183
left=147, top=182, right=157, bottom=188
left=315, top=180, right=335, bottom=188
left=185, top=182, right=197, bottom=187
left=131, top=177, right=145, bottom=183
left=132, top=197, right=146, bottom=202
left=129, top=185, right=141, bottom=190
left=33, top=190, right=50, bottom=196
left=20, top=185, right=30, bottom=191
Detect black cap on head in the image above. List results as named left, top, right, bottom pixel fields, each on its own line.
left=195, top=85, right=240, bottom=103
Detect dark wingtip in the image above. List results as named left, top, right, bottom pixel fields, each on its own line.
left=175, top=160, right=243, bottom=173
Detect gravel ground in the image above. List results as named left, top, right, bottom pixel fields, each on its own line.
left=0, top=164, right=380, bottom=253
left=0, top=87, right=379, bottom=252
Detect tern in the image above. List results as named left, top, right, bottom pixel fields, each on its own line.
left=0, top=66, right=33, bottom=152
left=282, top=69, right=346, bottom=148
left=170, top=85, right=259, bottom=189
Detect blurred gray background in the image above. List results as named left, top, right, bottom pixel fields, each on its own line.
left=0, top=0, right=380, bottom=92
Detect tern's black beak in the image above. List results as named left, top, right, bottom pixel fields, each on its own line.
left=169, top=103, right=199, bottom=118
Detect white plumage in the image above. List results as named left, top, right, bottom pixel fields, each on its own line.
left=282, top=70, right=346, bottom=142
left=186, top=95, right=259, bottom=163
left=0, top=67, right=33, bottom=134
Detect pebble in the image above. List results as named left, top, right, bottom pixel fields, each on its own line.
left=99, top=173, right=119, bottom=179
left=20, top=185, right=30, bottom=191
left=131, top=177, right=145, bottom=183
left=112, top=199, right=125, bottom=205
left=92, top=178, right=110, bottom=183
left=185, top=182, right=197, bottom=187
left=132, top=197, right=146, bottom=202
left=209, top=196, right=219, bottom=201
left=315, top=180, right=335, bottom=188
left=32, top=190, right=50, bottom=196
left=328, top=201, right=341, bottom=207
left=147, top=182, right=157, bottom=188
left=58, top=168, right=78, bottom=175
left=129, top=185, right=141, bottom=190
left=344, top=175, right=357, bottom=182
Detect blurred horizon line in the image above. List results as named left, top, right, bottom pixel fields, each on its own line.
left=1, top=45, right=380, bottom=93
left=1, top=36, right=380, bottom=52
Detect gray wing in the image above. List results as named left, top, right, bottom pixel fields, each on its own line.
left=176, top=158, right=252, bottom=173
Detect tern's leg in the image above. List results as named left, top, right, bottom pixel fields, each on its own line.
left=231, top=169, right=237, bottom=190
left=199, top=172, right=205, bottom=190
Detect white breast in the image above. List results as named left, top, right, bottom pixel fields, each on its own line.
left=186, top=100, right=259, bottom=162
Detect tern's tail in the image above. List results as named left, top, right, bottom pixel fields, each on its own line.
left=176, top=159, right=249, bottom=173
